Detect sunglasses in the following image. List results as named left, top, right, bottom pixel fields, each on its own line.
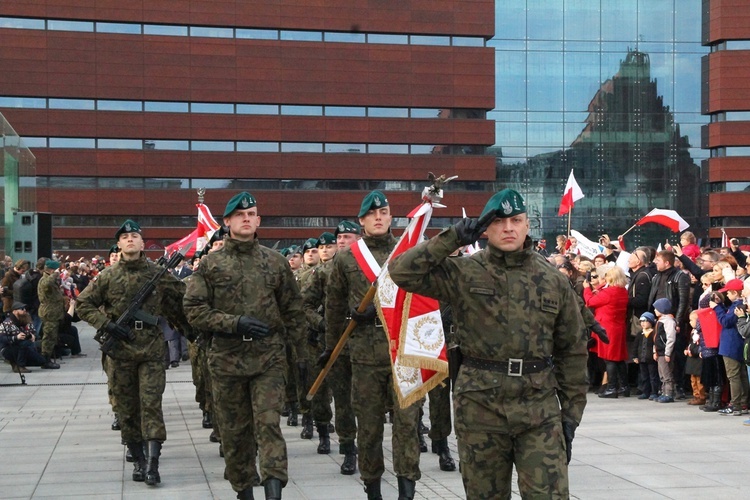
left=590, top=274, right=599, bottom=279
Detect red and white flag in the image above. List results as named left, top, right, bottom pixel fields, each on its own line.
left=558, top=169, right=584, bottom=216
left=721, top=228, right=729, bottom=248
left=165, top=203, right=221, bottom=258
left=350, top=201, right=449, bottom=408
left=635, top=208, right=689, bottom=233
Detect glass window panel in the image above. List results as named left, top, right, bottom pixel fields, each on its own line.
left=564, top=0, right=601, bottom=41
left=236, top=104, right=279, bottom=115
left=725, top=41, right=750, bottom=50
left=236, top=28, right=278, bottom=40
left=99, top=177, right=141, bottom=188
left=494, top=2, right=525, bottom=40
left=280, top=31, right=322, bottom=42
left=564, top=122, right=587, bottom=145
left=97, top=139, right=142, bottom=149
left=191, top=141, right=234, bottom=152
left=367, top=34, right=408, bottom=45
left=145, top=178, right=189, bottom=189
left=191, top=102, right=234, bottom=114
left=725, top=112, right=750, bottom=121
left=368, top=144, right=408, bottom=154
left=236, top=142, right=279, bottom=152
left=96, top=22, right=141, bottom=34
left=601, top=41, right=630, bottom=53
left=564, top=52, right=601, bottom=112
left=527, top=112, right=563, bottom=123
left=527, top=40, right=563, bottom=51
left=324, top=106, right=366, bottom=117
left=410, top=35, right=449, bottom=46
left=190, top=26, right=233, bottom=38
left=638, top=0, right=674, bottom=42
left=0, top=17, right=45, bottom=30
left=488, top=111, right=526, bottom=122
left=21, top=137, right=47, bottom=148
left=144, top=101, right=189, bottom=113
left=368, top=107, right=408, bottom=118
left=143, top=24, right=188, bottom=36
left=564, top=41, right=601, bottom=52
left=280, top=105, right=323, bottom=116
left=47, top=20, right=94, bottom=32
left=452, top=37, right=484, bottom=47
left=325, top=143, right=365, bottom=153
left=527, top=123, right=564, bottom=148
left=324, top=32, right=365, bottom=43
left=495, top=51, right=526, bottom=111
left=144, top=140, right=188, bottom=150
left=410, top=145, right=443, bottom=154
left=725, top=147, right=750, bottom=157
left=50, top=177, right=98, bottom=188
left=281, top=142, right=322, bottom=153
left=410, top=108, right=441, bottom=118
left=49, top=138, right=95, bottom=148
left=527, top=52, right=563, bottom=111
left=194, top=179, right=233, bottom=189
left=97, top=100, right=143, bottom=111
left=527, top=0, right=563, bottom=40
left=497, top=147, right=529, bottom=160
left=674, top=0, right=701, bottom=42
left=48, top=98, right=95, bottom=110
left=725, top=182, right=750, bottom=192
left=487, top=39, right=526, bottom=51
left=647, top=52, right=675, bottom=110
left=0, top=96, right=46, bottom=108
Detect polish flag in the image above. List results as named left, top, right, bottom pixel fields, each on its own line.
left=721, top=228, right=729, bottom=248
left=635, top=209, right=689, bottom=233
left=165, top=204, right=221, bottom=258
left=558, top=169, right=584, bottom=216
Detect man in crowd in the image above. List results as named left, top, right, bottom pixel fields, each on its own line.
left=1, top=259, right=29, bottom=313
left=0, top=302, right=59, bottom=372
left=183, top=192, right=306, bottom=500
left=389, top=188, right=588, bottom=499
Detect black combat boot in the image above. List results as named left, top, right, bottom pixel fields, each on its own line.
left=281, top=403, right=291, bottom=417
left=126, top=447, right=134, bottom=462
left=433, top=438, right=456, bottom=471
left=703, top=386, right=722, bottom=412
left=364, top=479, right=383, bottom=500
left=126, top=442, right=147, bottom=482
left=340, top=442, right=357, bottom=475
left=417, top=430, right=428, bottom=453
left=300, top=414, right=314, bottom=439
left=145, top=440, right=162, bottom=485
left=286, top=402, right=299, bottom=426
left=397, top=476, right=416, bottom=500
left=111, top=413, right=121, bottom=431
left=202, top=411, right=213, bottom=429
left=316, top=423, right=330, bottom=454
left=264, top=478, right=282, bottom=500
left=236, top=488, right=254, bottom=500
left=209, top=429, right=220, bottom=443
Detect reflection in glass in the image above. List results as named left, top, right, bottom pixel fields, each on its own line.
left=96, top=22, right=141, bottom=34
left=281, top=143, right=323, bottom=153
left=237, top=142, right=279, bottom=152
left=236, top=29, right=278, bottom=40
left=145, top=140, right=189, bottom=151
left=97, top=100, right=143, bottom=111
left=145, top=101, right=189, bottom=113
left=191, top=141, right=234, bottom=152
left=368, top=144, right=409, bottom=154
left=410, top=109, right=441, bottom=118
left=324, top=32, right=365, bottom=43
left=191, top=102, right=234, bottom=114
left=281, top=31, right=322, bottom=42
left=368, top=108, right=409, bottom=118
left=48, top=99, right=95, bottom=110
left=0, top=97, right=46, bottom=108
left=20, top=137, right=47, bottom=148
left=325, top=143, right=365, bottom=153
left=410, top=35, right=449, bottom=46
left=237, top=104, right=279, bottom=115
left=0, top=17, right=45, bottom=30
left=190, top=26, right=233, bottom=38
left=144, top=24, right=188, bottom=36
left=325, top=106, right=366, bottom=117
left=97, top=139, right=143, bottom=150
left=49, top=138, right=95, bottom=149
left=281, top=105, right=323, bottom=116
left=725, top=147, right=750, bottom=157
left=368, top=34, right=408, bottom=45
left=47, top=20, right=93, bottom=32
left=452, top=37, right=484, bottom=47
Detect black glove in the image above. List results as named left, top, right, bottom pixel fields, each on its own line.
left=350, top=303, right=377, bottom=323
left=105, top=321, right=132, bottom=342
left=453, top=210, right=496, bottom=247
left=562, top=421, right=576, bottom=465
left=317, top=349, right=333, bottom=368
left=590, top=321, right=610, bottom=344
left=237, top=316, right=271, bottom=339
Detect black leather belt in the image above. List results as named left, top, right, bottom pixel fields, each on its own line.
left=213, top=332, right=255, bottom=342
left=462, top=355, right=554, bottom=377
left=346, top=315, right=383, bottom=328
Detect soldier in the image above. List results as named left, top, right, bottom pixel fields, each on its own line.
left=183, top=191, right=306, bottom=500
left=322, top=191, right=421, bottom=500
left=287, top=246, right=303, bottom=273
left=77, top=219, right=194, bottom=487
left=37, top=259, right=65, bottom=365
left=304, top=221, right=360, bottom=474
left=388, top=189, right=588, bottom=499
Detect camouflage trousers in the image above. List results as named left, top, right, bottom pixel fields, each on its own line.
left=352, top=363, right=421, bottom=483
left=427, top=379, right=452, bottom=441
left=109, top=357, right=167, bottom=443
left=103, top=353, right=116, bottom=409
left=455, top=390, right=568, bottom=499
left=284, top=343, right=298, bottom=405
left=210, top=359, right=288, bottom=491
left=296, top=341, right=332, bottom=424
left=188, top=342, right=210, bottom=413
left=328, top=352, right=356, bottom=446
left=40, top=318, right=60, bottom=358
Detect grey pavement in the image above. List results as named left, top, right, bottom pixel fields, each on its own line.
left=1, top=324, right=750, bottom=499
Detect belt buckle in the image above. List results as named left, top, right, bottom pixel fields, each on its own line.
left=508, top=358, right=523, bottom=377
left=242, top=334, right=254, bottom=342
left=134, top=320, right=143, bottom=331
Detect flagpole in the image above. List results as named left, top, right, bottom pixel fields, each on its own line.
left=620, top=221, right=640, bottom=237
left=567, top=208, right=572, bottom=238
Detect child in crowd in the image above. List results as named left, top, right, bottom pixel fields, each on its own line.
left=633, top=312, right=660, bottom=400
left=685, top=310, right=706, bottom=405
left=653, top=298, right=676, bottom=403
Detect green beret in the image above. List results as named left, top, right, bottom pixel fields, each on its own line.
left=480, top=188, right=526, bottom=219
left=115, top=219, right=142, bottom=239
left=108, top=244, right=120, bottom=255
left=302, top=237, right=318, bottom=253
left=223, top=191, right=257, bottom=218
left=317, top=232, right=336, bottom=246
left=335, top=220, right=361, bottom=236
left=44, top=259, right=61, bottom=270
left=279, top=247, right=290, bottom=257
left=288, top=245, right=302, bottom=256
left=358, top=190, right=389, bottom=218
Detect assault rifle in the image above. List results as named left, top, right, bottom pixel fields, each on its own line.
left=100, top=243, right=192, bottom=356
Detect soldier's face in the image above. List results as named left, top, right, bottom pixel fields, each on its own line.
left=318, top=243, right=336, bottom=262
left=288, top=254, right=302, bottom=270
left=359, top=207, right=391, bottom=237
left=109, top=252, right=119, bottom=264
left=336, top=233, right=359, bottom=250
left=118, top=232, right=144, bottom=259
left=209, top=240, right=224, bottom=253
left=224, top=208, right=260, bottom=241
left=485, top=214, right=529, bottom=253
left=303, top=248, right=320, bottom=266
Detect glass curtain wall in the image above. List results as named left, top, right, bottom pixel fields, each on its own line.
left=490, top=0, right=707, bottom=247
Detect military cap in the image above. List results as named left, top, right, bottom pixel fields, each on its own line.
left=279, top=247, right=290, bottom=257
left=302, top=238, right=318, bottom=253
left=317, top=232, right=336, bottom=246
left=11, top=302, right=27, bottom=311
left=358, top=190, right=389, bottom=218
left=335, top=220, right=361, bottom=236
left=223, top=191, right=257, bottom=218
left=480, top=188, right=526, bottom=219
left=108, top=244, right=120, bottom=255
left=115, top=219, right=142, bottom=239
left=44, top=259, right=61, bottom=270
left=288, top=245, right=302, bottom=256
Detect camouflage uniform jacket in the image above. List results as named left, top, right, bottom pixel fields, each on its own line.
left=182, top=237, right=306, bottom=372
left=302, top=259, right=333, bottom=343
left=325, top=233, right=396, bottom=366
left=388, top=227, right=588, bottom=426
left=37, top=272, right=65, bottom=321
left=77, top=254, right=193, bottom=361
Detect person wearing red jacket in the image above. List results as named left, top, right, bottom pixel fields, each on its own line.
left=584, top=266, right=630, bottom=398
